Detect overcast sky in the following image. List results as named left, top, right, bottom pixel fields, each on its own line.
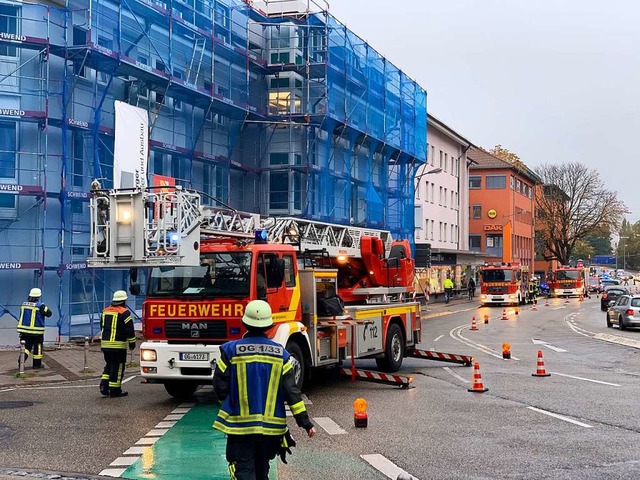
left=328, top=0, right=640, bottom=223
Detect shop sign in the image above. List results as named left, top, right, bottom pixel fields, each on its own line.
left=484, top=224, right=503, bottom=231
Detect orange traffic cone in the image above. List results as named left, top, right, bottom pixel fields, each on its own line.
left=532, top=350, right=551, bottom=377
left=564, top=297, right=570, bottom=304
left=468, top=362, right=488, bottom=393
left=484, top=314, right=489, bottom=324
left=532, top=302, right=538, bottom=311
left=515, top=307, right=519, bottom=315
left=579, top=295, right=583, bottom=302
left=470, top=316, right=478, bottom=331
left=501, top=309, right=508, bottom=320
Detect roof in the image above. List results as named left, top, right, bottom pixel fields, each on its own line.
left=468, top=147, right=542, bottom=184
left=427, top=113, right=476, bottom=150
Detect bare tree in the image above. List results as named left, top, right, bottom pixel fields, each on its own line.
left=535, top=163, right=628, bottom=265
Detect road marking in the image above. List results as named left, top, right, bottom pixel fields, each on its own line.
left=110, top=457, right=138, bottom=467
left=99, top=468, right=126, bottom=477
left=531, top=339, right=567, bottom=353
left=565, top=319, right=594, bottom=337
left=422, top=306, right=477, bottom=320
left=443, top=366, right=469, bottom=383
left=548, top=372, right=621, bottom=387
left=122, top=375, right=137, bottom=384
left=314, top=416, right=347, bottom=435
left=594, top=333, right=640, bottom=349
left=433, top=335, right=444, bottom=342
left=450, top=324, right=520, bottom=361
left=155, top=421, right=177, bottom=428
left=527, top=406, right=593, bottom=428
left=171, top=407, right=191, bottom=414
left=124, top=446, right=150, bottom=455
left=552, top=306, right=566, bottom=310
left=145, top=428, right=169, bottom=437
left=163, top=413, right=184, bottom=421
left=135, top=437, right=158, bottom=446
left=360, top=453, right=419, bottom=480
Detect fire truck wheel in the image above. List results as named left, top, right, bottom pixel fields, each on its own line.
left=164, top=381, right=199, bottom=400
left=376, top=323, right=404, bottom=373
left=286, top=341, right=306, bottom=390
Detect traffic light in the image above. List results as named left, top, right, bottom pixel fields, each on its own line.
left=415, top=243, right=431, bottom=268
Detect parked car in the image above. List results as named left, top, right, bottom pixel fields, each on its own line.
left=600, top=286, right=630, bottom=311
left=599, top=278, right=620, bottom=292
left=588, top=276, right=600, bottom=293
left=606, top=294, right=640, bottom=330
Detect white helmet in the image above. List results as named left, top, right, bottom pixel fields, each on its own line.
left=242, top=300, right=273, bottom=329
left=112, top=290, right=128, bottom=302
left=29, top=288, right=42, bottom=298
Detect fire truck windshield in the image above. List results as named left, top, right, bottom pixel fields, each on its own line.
left=147, top=252, right=252, bottom=298
left=556, top=270, right=579, bottom=280
left=482, top=269, right=514, bottom=282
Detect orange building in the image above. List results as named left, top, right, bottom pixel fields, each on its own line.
left=467, top=148, right=542, bottom=272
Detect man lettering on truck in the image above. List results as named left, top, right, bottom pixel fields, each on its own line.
left=213, top=300, right=316, bottom=480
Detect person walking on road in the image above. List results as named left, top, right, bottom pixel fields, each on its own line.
left=467, top=277, right=476, bottom=300
left=213, top=300, right=316, bottom=480
left=17, top=288, right=52, bottom=369
left=443, top=277, right=454, bottom=303
left=100, top=290, right=136, bottom=398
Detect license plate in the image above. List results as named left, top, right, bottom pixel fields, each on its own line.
left=494, top=297, right=504, bottom=301
left=179, top=352, right=209, bottom=361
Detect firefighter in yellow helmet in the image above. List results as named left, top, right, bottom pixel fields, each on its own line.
left=17, top=288, right=52, bottom=368
left=213, top=300, right=316, bottom=480
left=100, top=290, right=136, bottom=397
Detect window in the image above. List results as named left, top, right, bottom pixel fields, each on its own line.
left=472, top=205, right=481, bottom=219
left=430, top=220, right=434, bottom=240
left=523, top=184, right=528, bottom=197
left=430, top=182, right=435, bottom=203
left=443, top=188, right=447, bottom=208
left=455, top=192, right=458, bottom=208
left=0, top=6, right=18, bottom=57
left=455, top=158, right=459, bottom=177
left=271, top=25, right=291, bottom=49
left=444, top=153, right=448, bottom=172
left=414, top=205, right=422, bottom=229
left=270, top=52, right=291, bottom=64
left=443, top=223, right=447, bottom=242
left=487, top=235, right=503, bottom=248
left=72, top=27, right=88, bottom=77
left=72, top=132, right=84, bottom=188
left=450, top=191, right=454, bottom=209
left=529, top=187, right=533, bottom=199
left=469, top=235, right=481, bottom=250
left=431, top=145, right=435, bottom=166
left=439, top=150, right=443, bottom=169
left=451, top=225, right=454, bottom=242
left=0, top=122, right=16, bottom=178
left=0, top=193, right=15, bottom=208
left=469, top=176, right=481, bottom=189
left=516, top=179, right=521, bottom=193
left=510, top=175, right=515, bottom=190
left=439, top=187, right=443, bottom=206
left=153, top=152, right=165, bottom=175
left=269, top=172, right=288, bottom=210
left=269, top=152, right=289, bottom=165
left=214, top=3, right=229, bottom=29
left=486, top=175, right=506, bottom=189
left=283, top=255, right=296, bottom=287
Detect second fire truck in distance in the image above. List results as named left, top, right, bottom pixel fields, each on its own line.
left=87, top=187, right=446, bottom=399
left=479, top=262, right=531, bottom=306
left=548, top=265, right=588, bottom=298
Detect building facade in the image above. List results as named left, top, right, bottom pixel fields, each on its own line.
left=467, top=148, right=541, bottom=273
left=0, top=0, right=426, bottom=340
left=414, top=115, right=483, bottom=295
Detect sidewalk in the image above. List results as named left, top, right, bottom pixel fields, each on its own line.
left=0, top=339, right=139, bottom=389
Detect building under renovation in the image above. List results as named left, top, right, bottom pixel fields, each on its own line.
left=0, top=0, right=426, bottom=339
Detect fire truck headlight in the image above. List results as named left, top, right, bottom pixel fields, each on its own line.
left=481, top=295, right=486, bottom=300
left=141, top=349, right=157, bottom=362
left=117, top=207, right=133, bottom=224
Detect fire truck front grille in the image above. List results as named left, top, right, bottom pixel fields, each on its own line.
left=486, top=286, right=508, bottom=294
left=164, top=320, right=227, bottom=339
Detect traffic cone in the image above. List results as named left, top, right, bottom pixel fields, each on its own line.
left=532, top=350, right=551, bottom=377
left=468, top=362, right=488, bottom=393
left=564, top=297, right=570, bottom=304
left=501, top=309, right=508, bottom=320
left=515, top=307, right=519, bottom=315
left=532, top=302, right=538, bottom=311
left=579, top=294, right=583, bottom=302
left=470, top=316, right=478, bottom=331
left=483, top=314, right=489, bottom=324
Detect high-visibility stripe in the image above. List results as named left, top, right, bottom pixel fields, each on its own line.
left=212, top=421, right=287, bottom=436
left=282, top=359, right=293, bottom=374
left=101, top=341, right=128, bottom=349
left=109, top=313, right=117, bottom=344
left=237, top=363, right=249, bottom=417
left=216, top=410, right=287, bottom=425
left=289, top=400, right=306, bottom=415
left=217, top=358, right=228, bottom=373
left=264, top=361, right=281, bottom=418
left=231, top=355, right=282, bottom=366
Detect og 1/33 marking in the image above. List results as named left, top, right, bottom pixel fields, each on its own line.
left=235, top=343, right=283, bottom=355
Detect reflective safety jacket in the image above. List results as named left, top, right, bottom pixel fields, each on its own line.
left=213, top=334, right=313, bottom=436
left=17, top=301, right=52, bottom=335
left=444, top=279, right=454, bottom=289
left=101, top=305, right=136, bottom=350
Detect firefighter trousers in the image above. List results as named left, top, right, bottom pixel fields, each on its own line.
left=226, top=434, right=279, bottom=480
left=20, top=333, right=44, bottom=368
left=100, top=349, right=127, bottom=396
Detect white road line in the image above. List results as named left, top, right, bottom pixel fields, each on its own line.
left=145, top=428, right=169, bottom=437
left=124, top=446, right=149, bottom=455
left=98, top=468, right=127, bottom=477
left=565, top=319, right=594, bottom=337
left=122, top=375, right=137, bottom=384
left=155, top=421, right=177, bottom=429
left=1, top=383, right=96, bottom=393
left=433, top=335, right=444, bottom=342
left=171, top=407, right=191, bottom=414
left=545, top=345, right=568, bottom=353
left=594, top=333, right=640, bottom=349
left=360, top=454, right=419, bottom=480
left=442, top=366, right=469, bottom=384
left=549, top=372, right=621, bottom=387
left=109, top=456, right=138, bottom=467
left=552, top=307, right=566, bottom=310
left=450, top=324, right=520, bottom=361
left=527, top=406, right=593, bottom=428
left=313, top=417, right=347, bottom=435
left=135, top=437, right=159, bottom=446
left=163, top=413, right=185, bottom=421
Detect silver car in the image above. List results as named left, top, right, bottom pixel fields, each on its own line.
left=607, top=294, right=640, bottom=330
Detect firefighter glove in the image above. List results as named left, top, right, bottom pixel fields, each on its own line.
left=278, top=430, right=296, bottom=464
left=129, top=342, right=136, bottom=351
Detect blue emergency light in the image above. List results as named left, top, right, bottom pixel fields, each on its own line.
left=255, top=229, right=268, bottom=244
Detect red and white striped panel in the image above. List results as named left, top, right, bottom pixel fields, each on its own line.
left=318, top=320, right=373, bottom=327
left=409, top=349, right=473, bottom=365
left=339, top=368, right=413, bottom=387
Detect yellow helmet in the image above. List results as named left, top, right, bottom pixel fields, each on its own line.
left=112, top=290, right=128, bottom=302
left=242, top=300, right=273, bottom=329
left=29, top=288, right=42, bottom=298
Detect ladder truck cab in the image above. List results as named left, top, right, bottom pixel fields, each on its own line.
left=479, top=262, right=530, bottom=306
left=549, top=266, right=588, bottom=298
left=87, top=186, right=422, bottom=399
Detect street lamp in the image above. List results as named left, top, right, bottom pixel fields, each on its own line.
left=415, top=167, right=443, bottom=184
left=620, top=236, right=629, bottom=271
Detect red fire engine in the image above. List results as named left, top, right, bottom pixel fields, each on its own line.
left=479, top=262, right=531, bottom=306
left=88, top=187, right=471, bottom=398
left=548, top=266, right=588, bottom=298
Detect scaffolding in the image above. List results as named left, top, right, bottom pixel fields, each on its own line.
left=0, top=0, right=426, bottom=340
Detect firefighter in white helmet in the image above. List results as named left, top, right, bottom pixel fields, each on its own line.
left=16, top=287, right=52, bottom=369
left=99, top=290, right=136, bottom=397
left=213, top=300, right=316, bottom=479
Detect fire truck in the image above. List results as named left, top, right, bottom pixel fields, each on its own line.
left=479, top=263, right=531, bottom=306
left=87, top=186, right=470, bottom=399
left=548, top=266, right=588, bottom=298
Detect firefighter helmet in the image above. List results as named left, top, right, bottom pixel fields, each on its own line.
left=29, top=288, right=42, bottom=298
left=242, top=300, right=273, bottom=329
left=112, top=290, right=128, bottom=302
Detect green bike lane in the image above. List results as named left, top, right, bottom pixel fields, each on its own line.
left=121, top=400, right=276, bottom=480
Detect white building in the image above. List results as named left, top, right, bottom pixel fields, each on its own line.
left=414, top=114, right=484, bottom=295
